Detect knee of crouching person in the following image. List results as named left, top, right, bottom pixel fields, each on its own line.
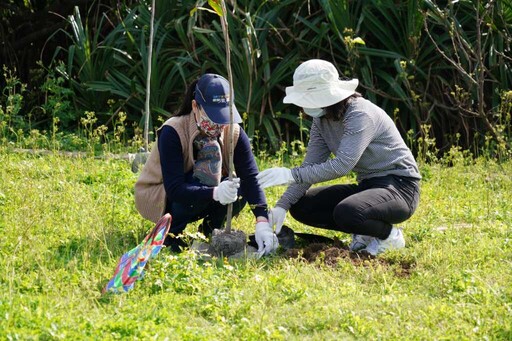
left=288, top=204, right=303, bottom=221
left=333, top=203, right=364, bottom=231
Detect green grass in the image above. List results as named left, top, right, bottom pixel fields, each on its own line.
left=1, top=149, right=511, bottom=340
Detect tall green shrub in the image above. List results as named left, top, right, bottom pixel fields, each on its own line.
left=48, top=0, right=511, bottom=156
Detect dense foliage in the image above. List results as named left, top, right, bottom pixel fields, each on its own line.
left=1, top=0, right=511, bottom=156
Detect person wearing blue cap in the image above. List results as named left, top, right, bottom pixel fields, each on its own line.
left=257, top=60, right=421, bottom=256
left=135, top=74, right=278, bottom=256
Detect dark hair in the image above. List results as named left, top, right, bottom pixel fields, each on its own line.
left=173, top=78, right=199, bottom=117
left=323, top=92, right=362, bottom=121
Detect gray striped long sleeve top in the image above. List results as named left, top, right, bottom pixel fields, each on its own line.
left=277, top=97, right=421, bottom=211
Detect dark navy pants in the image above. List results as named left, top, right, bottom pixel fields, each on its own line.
left=163, top=176, right=246, bottom=251
left=289, top=175, right=420, bottom=239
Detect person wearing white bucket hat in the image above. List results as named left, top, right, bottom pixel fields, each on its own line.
left=283, top=60, right=359, bottom=110
left=257, top=59, right=421, bottom=256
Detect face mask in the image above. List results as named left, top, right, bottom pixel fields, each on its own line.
left=303, top=107, right=325, bottom=118
left=198, top=112, right=223, bottom=137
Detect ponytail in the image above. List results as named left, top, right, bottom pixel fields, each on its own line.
left=173, top=78, right=199, bottom=117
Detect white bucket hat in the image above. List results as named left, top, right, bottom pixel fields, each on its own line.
left=283, top=59, right=359, bottom=108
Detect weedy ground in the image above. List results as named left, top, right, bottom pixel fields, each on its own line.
left=0, top=149, right=511, bottom=340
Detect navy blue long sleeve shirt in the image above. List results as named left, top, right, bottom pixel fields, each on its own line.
left=158, top=125, right=268, bottom=219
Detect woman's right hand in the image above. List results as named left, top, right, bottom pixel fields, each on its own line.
left=269, top=207, right=287, bottom=234
left=213, top=178, right=240, bottom=205
left=256, top=167, right=294, bottom=188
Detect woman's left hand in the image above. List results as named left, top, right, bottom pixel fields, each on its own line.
left=255, top=221, right=279, bottom=256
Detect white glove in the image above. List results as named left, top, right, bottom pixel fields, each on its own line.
left=268, top=207, right=287, bottom=234
left=213, top=178, right=240, bottom=205
left=255, top=221, right=279, bottom=256
left=256, top=167, right=294, bottom=188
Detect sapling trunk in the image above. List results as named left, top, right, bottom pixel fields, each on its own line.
left=220, top=0, right=235, bottom=234
left=206, top=1, right=249, bottom=259
left=143, top=0, right=156, bottom=152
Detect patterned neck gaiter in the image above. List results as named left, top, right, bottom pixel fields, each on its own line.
left=193, top=135, right=222, bottom=186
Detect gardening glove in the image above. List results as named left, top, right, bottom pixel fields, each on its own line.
left=255, top=221, right=279, bottom=257
left=256, top=167, right=295, bottom=188
left=268, top=207, right=287, bottom=235
left=213, top=178, right=240, bottom=205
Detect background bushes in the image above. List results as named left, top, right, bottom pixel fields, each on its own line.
left=1, top=0, right=511, bottom=156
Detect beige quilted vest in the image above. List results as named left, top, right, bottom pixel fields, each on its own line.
left=134, top=113, right=240, bottom=223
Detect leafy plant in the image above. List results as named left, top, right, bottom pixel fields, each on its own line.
left=0, top=66, right=26, bottom=143
left=422, top=0, right=512, bottom=151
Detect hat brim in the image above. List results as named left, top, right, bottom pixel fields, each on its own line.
left=283, top=79, right=359, bottom=108
left=201, top=103, right=243, bottom=124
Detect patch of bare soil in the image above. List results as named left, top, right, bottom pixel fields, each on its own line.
left=283, top=240, right=415, bottom=277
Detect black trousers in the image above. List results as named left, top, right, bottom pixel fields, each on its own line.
left=289, top=175, right=420, bottom=239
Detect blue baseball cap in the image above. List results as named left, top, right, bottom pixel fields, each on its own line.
left=194, top=74, right=242, bottom=124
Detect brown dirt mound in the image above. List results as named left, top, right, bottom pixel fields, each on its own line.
left=283, top=241, right=415, bottom=277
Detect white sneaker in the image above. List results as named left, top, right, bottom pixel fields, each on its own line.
left=349, top=234, right=373, bottom=251
left=362, top=227, right=405, bottom=256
